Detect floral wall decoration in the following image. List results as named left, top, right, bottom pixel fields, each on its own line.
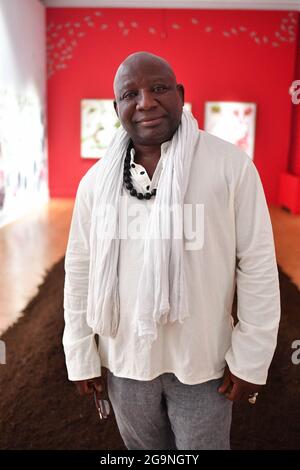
left=46, top=10, right=297, bottom=79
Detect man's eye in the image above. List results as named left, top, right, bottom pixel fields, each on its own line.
left=123, top=92, right=136, bottom=100
left=153, top=86, right=167, bottom=93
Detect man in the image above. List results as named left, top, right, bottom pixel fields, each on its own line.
left=63, top=52, right=281, bottom=450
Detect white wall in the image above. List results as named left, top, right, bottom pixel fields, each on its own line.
left=0, top=0, right=48, bottom=227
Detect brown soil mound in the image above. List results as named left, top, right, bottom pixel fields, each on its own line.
left=0, top=258, right=299, bottom=449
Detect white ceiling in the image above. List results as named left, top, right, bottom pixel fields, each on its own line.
left=40, top=0, right=300, bottom=11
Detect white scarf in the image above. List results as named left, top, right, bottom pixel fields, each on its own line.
left=86, top=108, right=200, bottom=346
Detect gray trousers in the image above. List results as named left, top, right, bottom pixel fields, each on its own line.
left=107, top=370, right=232, bottom=450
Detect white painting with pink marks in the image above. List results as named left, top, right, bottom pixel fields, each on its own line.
left=204, top=101, right=256, bottom=159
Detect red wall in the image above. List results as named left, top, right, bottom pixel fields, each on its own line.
left=46, top=8, right=299, bottom=204
left=290, top=14, right=300, bottom=177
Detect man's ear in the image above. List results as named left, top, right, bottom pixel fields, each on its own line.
left=113, top=99, right=119, bottom=117
left=177, top=84, right=185, bottom=106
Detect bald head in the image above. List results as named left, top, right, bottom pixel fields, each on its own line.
left=113, top=51, right=184, bottom=146
left=113, top=52, right=176, bottom=98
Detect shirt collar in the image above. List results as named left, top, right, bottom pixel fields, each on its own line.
left=130, top=140, right=171, bottom=164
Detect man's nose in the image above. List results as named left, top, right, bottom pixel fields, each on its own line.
left=136, top=90, right=157, bottom=110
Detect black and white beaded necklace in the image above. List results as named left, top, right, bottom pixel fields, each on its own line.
left=123, top=141, right=157, bottom=200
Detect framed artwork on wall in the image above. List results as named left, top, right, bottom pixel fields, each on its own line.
left=204, top=101, right=256, bottom=159
left=81, top=99, right=120, bottom=159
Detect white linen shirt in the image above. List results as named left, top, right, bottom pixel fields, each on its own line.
left=63, top=130, right=281, bottom=385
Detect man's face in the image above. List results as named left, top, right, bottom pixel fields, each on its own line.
left=114, top=58, right=184, bottom=146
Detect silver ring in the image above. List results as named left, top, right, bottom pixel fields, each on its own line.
left=248, top=392, right=259, bottom=404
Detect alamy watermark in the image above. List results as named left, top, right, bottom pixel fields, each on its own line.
left=291, top=339, right=300, bottom=365
left=0, top=340, right=6, bottom=364
left=95, top=197, right=205, bottom=251
left=290, top=80, right=300, bottom=104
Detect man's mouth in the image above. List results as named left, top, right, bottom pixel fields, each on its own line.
left=136, top=116, right=166, bottom=127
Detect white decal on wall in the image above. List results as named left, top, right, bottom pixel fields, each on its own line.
left=46, top=11, right=297, bottom=79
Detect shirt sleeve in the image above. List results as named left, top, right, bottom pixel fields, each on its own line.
left=225, top=158, right=281, bottom=385
left=62, top=178, right=101, bottom=381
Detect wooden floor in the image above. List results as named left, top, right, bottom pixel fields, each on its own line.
left=0, top=200, right=299, bottom=334
left=0, top=199, right=73, bottom=334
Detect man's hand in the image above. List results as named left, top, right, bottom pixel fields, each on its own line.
left=218, top=365, right=263, bottom=402
left=74, top=376, right=104, bottom=399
